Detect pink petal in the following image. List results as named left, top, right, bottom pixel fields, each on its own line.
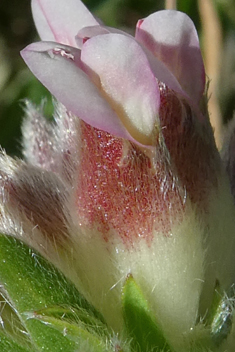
left=32, top=0, right=98, bottom=46
left=142, top=46, right=185, bottom=96
left=81, top=33, right=160, bottom=145
left=136, top=10, right=205, bottom=103
left=20, top=41, right=131, bottom=141
left=75, top=25, right=127, bottom=48
left=76, top=25, right=184, bottom=99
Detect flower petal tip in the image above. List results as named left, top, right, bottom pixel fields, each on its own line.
left=136, top=10, right=205, bottom=103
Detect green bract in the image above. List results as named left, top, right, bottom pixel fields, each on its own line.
left=0, top=235, right=115, bottom=352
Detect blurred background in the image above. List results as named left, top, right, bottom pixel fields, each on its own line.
left=0, top=0, right=235, bottom=156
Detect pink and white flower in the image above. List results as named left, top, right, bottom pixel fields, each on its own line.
left=1, top=0, right=235, bottom=349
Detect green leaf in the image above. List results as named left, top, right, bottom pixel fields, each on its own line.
left=0, top=235, right=103, bottom=318
left=27, top=314, right=112, bottom=352
left=32, top=305, right=110, bottom=337
left=122, top=274, right=171, bottom=352
left=0, top=235, right=108, bottom=351
left=0, top=290, right=33, bottom=349
left=0, top=330, right=31, bottom=352
left=25, top=318, right=77, bottom=352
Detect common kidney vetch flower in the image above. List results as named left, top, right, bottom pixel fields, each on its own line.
left=1, top=0, right=235, bottom=350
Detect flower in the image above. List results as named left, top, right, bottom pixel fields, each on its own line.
left=1, top=0, right=235, bottom=350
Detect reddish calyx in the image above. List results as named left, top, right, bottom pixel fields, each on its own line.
left=76, top=84, right=219, bottom=246
left=76, top=123, right=183, bottom=246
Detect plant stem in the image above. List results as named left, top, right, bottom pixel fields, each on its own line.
left=165, top=0, right=177, bottom=10
left=198, top=0, right=223, bottom=150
